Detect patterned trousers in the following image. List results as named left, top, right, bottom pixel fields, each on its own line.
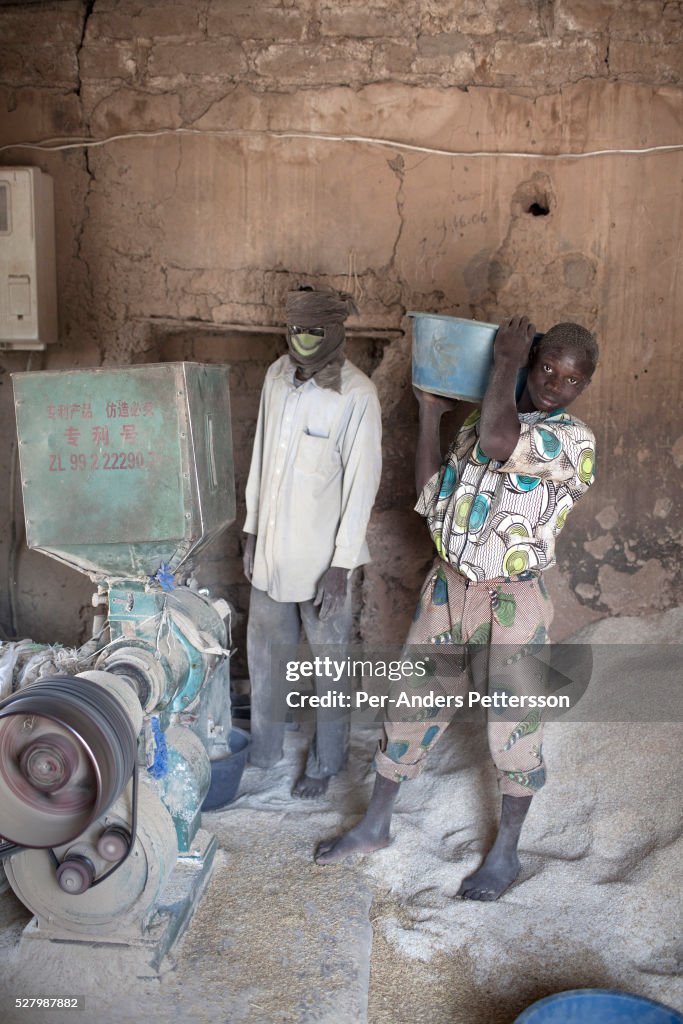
left=374, top=558, right=554, bottom=797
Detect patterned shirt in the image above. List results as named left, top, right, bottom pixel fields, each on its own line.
left=416, top=408, right=596, bottom=582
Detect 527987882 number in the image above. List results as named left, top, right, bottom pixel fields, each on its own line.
left=14, top=997, right=83, bottom=1009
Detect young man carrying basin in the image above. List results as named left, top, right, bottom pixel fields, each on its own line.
left=316, top=315, right=598, bottom=900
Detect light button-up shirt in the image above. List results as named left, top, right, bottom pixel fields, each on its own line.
left=244, top=356, right=382, bottom=602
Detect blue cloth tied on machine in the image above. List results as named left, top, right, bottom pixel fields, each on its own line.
left=150, top=562, right=175, bottom=592
left=148, top=716, right=169, bottom=779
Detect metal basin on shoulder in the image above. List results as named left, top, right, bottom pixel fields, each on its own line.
left=410, top=312, right=534, bottom=403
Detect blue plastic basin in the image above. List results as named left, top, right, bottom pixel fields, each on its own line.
left=201, top=727, right=251, bottom=811
left=514, top=989, right=683, bottom=1024
left=410, top=311, right=534, bottom=403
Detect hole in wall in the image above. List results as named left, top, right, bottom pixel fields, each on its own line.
left=512, top=174, right=555, bottom=220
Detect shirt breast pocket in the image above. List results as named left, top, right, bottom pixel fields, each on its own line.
left=294, top=432, right=331, bottom=475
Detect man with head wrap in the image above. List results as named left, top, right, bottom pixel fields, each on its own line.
left=243, top=287, right=382, bottom=797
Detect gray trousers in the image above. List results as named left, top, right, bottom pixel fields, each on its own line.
left=247, top=584, right=353, bottom=779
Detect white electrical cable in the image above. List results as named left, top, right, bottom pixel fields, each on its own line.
left=0, top=126, right=681, bottom=159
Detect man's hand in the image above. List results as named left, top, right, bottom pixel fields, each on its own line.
left=243, top=533, right=256, bottom=582
left=492, top=315, right=537, bottom=369
left=314, top=566, right=349, bottom=621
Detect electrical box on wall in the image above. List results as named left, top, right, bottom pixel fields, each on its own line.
left=0, top=166, right=58, bottom=350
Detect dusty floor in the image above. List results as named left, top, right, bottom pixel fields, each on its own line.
left=0, top=609, right=681, bottom=1024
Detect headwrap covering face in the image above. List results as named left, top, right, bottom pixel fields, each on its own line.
left=285, top=288, right=359, bottom=388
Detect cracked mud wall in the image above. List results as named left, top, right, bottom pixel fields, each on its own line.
left=0, top=0, right=681, bottom=657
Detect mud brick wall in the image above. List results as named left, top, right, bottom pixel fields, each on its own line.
left=0, top=0, right=681, bottom=664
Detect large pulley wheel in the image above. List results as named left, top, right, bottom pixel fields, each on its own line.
left=0, top=675, right=138, bottom=848
left=4, top=782, right=178, bottom=936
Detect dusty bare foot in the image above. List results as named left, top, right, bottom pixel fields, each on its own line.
left=315, top=771, right=400, bottom=863
left=292, top=774, right=330, bottom=799
left=456, top=849, right=521, bottom=901
left=457, top=793, right=532, bottom=900
left=315, top=818, right=391, bottom=864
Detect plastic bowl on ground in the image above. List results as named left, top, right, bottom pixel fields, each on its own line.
left=201, top=727, right=251, bottom=812
left=513, top=989, right=683, bottom=1024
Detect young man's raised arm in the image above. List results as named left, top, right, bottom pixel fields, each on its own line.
left=413, top=388, right=458, bottom=497
left=478, top=315, right=536, bottom=462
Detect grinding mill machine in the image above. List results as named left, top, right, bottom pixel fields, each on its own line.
left=0, top=362, right=235, bottom=967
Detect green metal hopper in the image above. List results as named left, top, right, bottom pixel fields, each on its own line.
left=12, top=362, right=235, bottom=580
